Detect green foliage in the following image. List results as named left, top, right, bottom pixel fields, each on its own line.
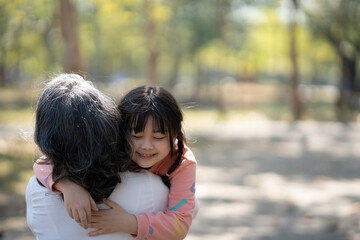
left=0, top=0, right=341, bottom=84
left=1, top=0, right=358, bottom=120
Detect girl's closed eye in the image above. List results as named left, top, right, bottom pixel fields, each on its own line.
left=131, top=132, right=143, bottom=139
left=153, top=131, right=167, bottom=140
left=154, top=136, right=165, bottom=140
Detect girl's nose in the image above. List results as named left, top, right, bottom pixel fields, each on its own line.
left=140, top=139, right=153, bottom=149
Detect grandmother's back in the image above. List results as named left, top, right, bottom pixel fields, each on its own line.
left=26, top=171, right=169, bottom=240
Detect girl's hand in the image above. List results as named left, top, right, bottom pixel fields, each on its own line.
left=88, top=199, right=138, bottom=236
left=54, top=178, right=98, bottom=229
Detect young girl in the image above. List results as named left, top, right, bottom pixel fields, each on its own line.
left=35, top=85, right=197, bottom=239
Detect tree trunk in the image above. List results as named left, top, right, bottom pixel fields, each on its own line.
left=217, top=77, right=226, bottom=113
left=145, top=0, right=158, bottom=85
left=168, top=51, right=181, bottom=90
left=43, top=21, right=56, bottom=71
left=0, top=63, right=5, bottom=87
left=289, top=0, right=304, bottom=120
left=87, top=7, right=102, bottom=77
left=214, top=0, right=230, bottom=113
left=193, top=62, right=204, bottom=101
left=336, top=54, right=357, bottom=122
left=0, top=43, right=6, bottom=87
left=59, top=0, right=84, bottom=76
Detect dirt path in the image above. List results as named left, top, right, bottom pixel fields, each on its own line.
left=186, top=121, right=360, bottom=240
left=1, top=121, right=360, bottom=239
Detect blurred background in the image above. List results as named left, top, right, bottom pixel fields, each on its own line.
left=0, top=0, right=360, bottom=239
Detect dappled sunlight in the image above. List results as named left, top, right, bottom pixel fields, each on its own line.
left=12, top=169, right=34, bottom=196
left=1, top=116, right=359, bottom=239
left=244, top=172, right=360, bottom=207
left=271, top=141, right=303, bottom=158
left=0, top=216, right=33, bottom=240
left=202, top=202, right=255, bottom=219
left=0, top=123, right=36, bottom=238
left=0, top=160, right=13, bottom=177
left=1, top=0, right=359, bottom=238
left=188, top=120, right=360, bottom=239
left=197, top=182, right=257, bottom=202
left=191, top=165, right=360, bottom=239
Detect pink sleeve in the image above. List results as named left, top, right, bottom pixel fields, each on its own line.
left=33, top=162, right=59, bottom=192
left=135, top=154, right=197, bottom=239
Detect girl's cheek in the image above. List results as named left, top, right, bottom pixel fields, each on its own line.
left=173, top=138, right=179, bottom=150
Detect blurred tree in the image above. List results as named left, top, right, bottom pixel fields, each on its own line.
left=179, top=0, right=237, bottom=109
left=81, top=3, right=103, bottom=78
left=59, top=0, right=84, bottom=76
left=161, top=0, right=187, bottom=90
left=40, top=5, right=57, bottom=72
left=0, top=4, right=8, bottom=86
left=214, top=0, right=231, bottom=113
left=288, top=0, right=304, bottom=120
left=85, top=0, right=142, bottom=79
left=144, top=0, right=158, bottom=85
left=302, top=0, right=360, bottom=121
left=181, top=0, right=219, bottom=100
left=0, top=1, right=25, bottom=86
left=0, top=0, right=350, bottom=122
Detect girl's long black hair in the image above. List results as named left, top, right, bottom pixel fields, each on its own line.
left=118, top=85, right=186, bottom=188
left=34, top=74, right=130, bottom=202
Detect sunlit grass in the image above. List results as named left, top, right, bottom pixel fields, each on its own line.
left=0, top=87, right=37, bottom=124
left=0, top=108, right=35, bottom=124
left=0, top=138, right=36, bottom=194
left=0, top=160, right=12, bottom=177
left=305, top=102, right=336, bottom=121
left=12, top=169, right=35, bottom=195
left=184, top=108, right=279, bottom=126
left=0, top=87, right=39, bottom=107
left=258, top=101, right=293, bottom=121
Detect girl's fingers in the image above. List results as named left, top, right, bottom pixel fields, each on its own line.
left=102, top=198, right=118, bottom=209
left=67, top=208, right=74, bottom=219
left=85, top=206, right=91, bottom=227
left=90, top=215, right=102, bottom=223
left=91, top=211, right=102, bottom=217
left=90, top=198, right=98, bottom=211
left=73, top=209, right=80, bottom=223
left=88, top=228, right=104, bottom=236
left=88, top=222, right=101, bottom=228
left=79, top=209, right=88, bottom=228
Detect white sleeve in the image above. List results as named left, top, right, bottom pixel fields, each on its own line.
left=107, top=171, right=169, bottom=214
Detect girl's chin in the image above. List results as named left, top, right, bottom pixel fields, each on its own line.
left=136, top=160, right=154, bottom=168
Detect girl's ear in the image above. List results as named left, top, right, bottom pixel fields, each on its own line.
left=173, top=137, right=178, bottom=150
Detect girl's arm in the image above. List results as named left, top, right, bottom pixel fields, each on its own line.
left=33, top=158, right=98, bottom=228
left=89, top=156, right=197, bottom=239
left=135, top=159, right=197, bottom=240
left=33, top=158, right=56, bottom=191
left=55, top=177, right=98, bottom=229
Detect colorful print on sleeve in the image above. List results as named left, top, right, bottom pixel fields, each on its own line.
left=134, top=147, right=197, bottom=240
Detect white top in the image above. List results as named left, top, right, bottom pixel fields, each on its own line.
left=26, top=171, right=169, bottom=240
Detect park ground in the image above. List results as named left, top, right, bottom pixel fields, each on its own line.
left=1, top=117, right=360, bottom=240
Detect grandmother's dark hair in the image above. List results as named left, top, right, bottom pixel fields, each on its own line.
left=34, top=74, right=130, bottom=202
left=117, top=85, right=186, bottom=188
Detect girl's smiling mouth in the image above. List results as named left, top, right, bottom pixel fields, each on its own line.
left=137, top=152, right=157, bottom=159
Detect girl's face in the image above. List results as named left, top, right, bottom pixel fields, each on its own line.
left=130, top=116, right=171, bottom=169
